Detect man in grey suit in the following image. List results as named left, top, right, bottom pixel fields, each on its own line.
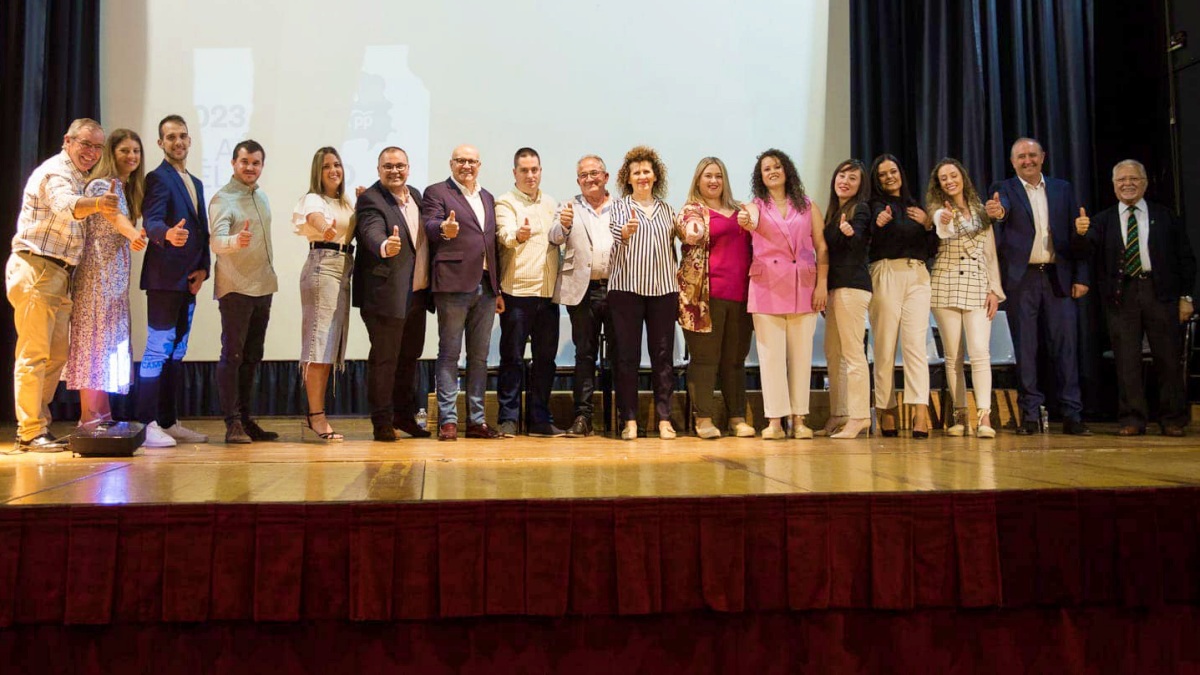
left=548, top=155, right=615, bottom=437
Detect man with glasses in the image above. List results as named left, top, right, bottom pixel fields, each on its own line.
left=6, top=118, right=120, bottom=451
left=422, top=145, right=506, bottom=441
left=353, top=146, right=431, bottom=441
left=549, top=155, right=615, bottom=437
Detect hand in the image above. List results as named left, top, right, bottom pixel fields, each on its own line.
left=560, top=201, right=574, bottom=229
left=165, top=218, right=189, bottom=247
left=737, top=209, right=752, bottom=230
left=97, top=179, right=121, bottom=219
left=517, top=217, right=532, bottom=243
left=1075, top=207, right=1090, bottom=236
left=683, top=219, right=703, bottom=245
left=322, top=218, right=338, bottom=242
left=355, top=185, right=366, bottom=199
left=442, top=210, right=459, bottom=239
left=235, top=220, right=252, bottom=248
left=186, top=269, right=207, bottom=295
left=876, top=205, right=893, bottom=227
left=811, top=284, right=828, bottom=313
left=985, top=291, right=1000, bottom=320
left=939, top=201, right=954, bottom=226
left=1071, top=283, right=1089, bottom=299
left=622, top=208, right=639, bottom=240
left=1181, top=299, right=1195, bottom=324
left=495, top=295, right=505, bottom=315
left=839, top=212, right=854, bottom=237
left=384, top=225, right=402, bottom=257
left=906, top=206, right=929, bottom=226
left=130, top=228, right=148, bottom=252
left=985, top=192, right=1005, bottom=220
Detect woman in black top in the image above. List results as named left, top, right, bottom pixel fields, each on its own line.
left=821, top=159, right=872, bottom=439
left=867, top=154, right=935, bottom=437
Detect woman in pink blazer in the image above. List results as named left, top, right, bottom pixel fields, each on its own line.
left=739, top=149, right=828, bottom=439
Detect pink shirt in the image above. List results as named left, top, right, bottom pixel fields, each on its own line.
left=707, top=209, right=752, bottom=302
left=747, top=196, right=818, bottom=315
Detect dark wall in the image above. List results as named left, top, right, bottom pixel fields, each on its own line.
left=1170, top=0, right=1200, bottom=297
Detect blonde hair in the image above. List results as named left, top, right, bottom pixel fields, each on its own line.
left=684, top=157, right=739, bottom=212
left=88, top=128, right=146, bottom=221
left=307, top=146, right=349, bottom=209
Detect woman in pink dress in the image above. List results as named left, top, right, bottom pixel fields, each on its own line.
left=739, top=149, right=828, bottom=439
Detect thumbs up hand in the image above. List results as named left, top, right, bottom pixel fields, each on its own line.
left=442, top=210, right=459, bottom=239
left=517, top=217, right=532, bottom=243
left=1074, top=207, right=1090, bottom=236
left=876, top=205, right=893, bottom=227
left=166, top=218, right=190, bottom=247
left=322, top=218, right=338, bottom=242
left=839, top=212, right=854, bottom=237
left=384, top=225, right=402, bottom=257
left=621, top=208, right=639, bottom=241
left=985, top=191, right=1005, bottom=220
left=236, top=220, right=252, bottom=248
left=939, top=201, right=954, bottom=226
left=560, top=201, right=574, bottom=229
left=97, top=179, right=122, bottom=219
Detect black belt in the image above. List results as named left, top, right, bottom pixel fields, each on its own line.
left=310, top=241, right=354, bottom=254
left=1123, top=271, right=1152, bottom=281
left=20, top=250, right=75, bottom=273
left=1027, top=263, right=1056, bottom=272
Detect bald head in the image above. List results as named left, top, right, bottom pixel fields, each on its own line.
left=450, top=144, right=481, bottom=189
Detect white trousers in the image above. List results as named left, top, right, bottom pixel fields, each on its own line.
left=932, top=307, right=992, bottom=411
left=868, top=260, right=931, bottom=409
left=752, top=311, right=818, bottom=419
left=825, top=288, right=872, bottom=418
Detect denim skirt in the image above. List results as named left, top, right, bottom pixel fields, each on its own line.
left=299, top=248, right=353, bottom=367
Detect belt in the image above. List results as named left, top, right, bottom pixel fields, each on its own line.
left=1027, top=263, right=1056, bottom=272
left=310, top=241, right=354, bottom=254
left=19, top=250, right=75, bottom=273
left=1123, top=271, right=1152, bottom=281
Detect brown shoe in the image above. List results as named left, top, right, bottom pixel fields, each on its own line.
left=466, top=423, right=505, bottom=439
left=1117, top=425, right=1145, bottom=437
left=1162, top=425, right=1186, bottom=438
left=438, top=423, right=458, bottom=441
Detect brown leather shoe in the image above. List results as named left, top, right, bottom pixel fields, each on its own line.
left=438, top=423, right=458, bottom=441
left=466, top=423, right=505, bottom=439
left=1117, top=425, right=1145, bottom=437
left=1162, top=425, right=1186, bottom=438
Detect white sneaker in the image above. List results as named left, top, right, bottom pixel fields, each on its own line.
left=142, top=421, right=177, bottom=448
left=163, top=422, right=208, bottom=443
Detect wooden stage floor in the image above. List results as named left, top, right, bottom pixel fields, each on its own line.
left=2, top=418, right=1200, bottom=505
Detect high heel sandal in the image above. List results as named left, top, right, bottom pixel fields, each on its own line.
left=303, top=411, right=344, bottom=443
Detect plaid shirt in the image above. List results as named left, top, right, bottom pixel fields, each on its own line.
left=12, top=151, right=88, bottom=266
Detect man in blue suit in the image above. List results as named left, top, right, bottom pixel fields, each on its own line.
left=136, top=115, right=211, bottom=448
left=986, top=137, right=1092, bottom=435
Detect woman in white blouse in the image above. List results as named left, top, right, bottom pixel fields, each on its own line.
left=926, top=158, right=1004, bottom=438
left=292, top=147, right=356, bottom=441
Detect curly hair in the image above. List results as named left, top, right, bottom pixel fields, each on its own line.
left=615, top=145, right=668, bottom=199
left=868, top=153, right=916, bottom=206
left=823, top=158, right=867, bottom=228
left=924, top=157, right=989, bottom=228
left=750, top=148, right=808, bottom=213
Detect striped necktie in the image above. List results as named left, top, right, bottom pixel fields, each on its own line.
left=1124, top=205, right=1142, bottom=276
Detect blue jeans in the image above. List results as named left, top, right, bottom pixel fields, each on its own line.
left=434, top=283, right=496, bottom=425
left=497, top=294, right=559, bottom=425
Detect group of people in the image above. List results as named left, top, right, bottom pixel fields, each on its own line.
left=7, top=117, right=1195, bottom=451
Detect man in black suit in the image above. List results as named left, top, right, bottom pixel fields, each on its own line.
left=353, top=147, right=431, bottom=441
left=1081, top=159, right=1196, bottom=436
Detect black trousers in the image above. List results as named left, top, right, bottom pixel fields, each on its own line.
left=216, top=292, right=272, bottom=424
left=362, top=290, right=428, bottom=429
left=1105, top=276, right=1188, bottom=428
left=565, top=280, right=616, bottom=417
left=136, top=290, right=196, bottom=427
left=608, top=290, right=677, bottom=423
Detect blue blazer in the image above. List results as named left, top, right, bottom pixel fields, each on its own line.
left=987, top=175, right=1089, bottom=296
left=139, top=160, right=211, bottom=292
left=422, top=178, right=499, bottom=294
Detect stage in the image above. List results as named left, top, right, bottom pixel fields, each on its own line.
left=2, top=419, right=1200, bottom=673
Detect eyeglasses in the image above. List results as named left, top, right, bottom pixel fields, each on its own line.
left=380, top=163, right=408, bottom=172
left=577, top=171, right=605, bottom=180
left=1114, top=177, right=1145, bottom=185
left=451, top=158, right=480, bottom=167
left=73, top=138, right=103, bottom=152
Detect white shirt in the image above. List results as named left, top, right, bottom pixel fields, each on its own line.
left=1021, top=175, right=1055, bottom=264
left=451, top=177, right=487, bottom=270
left=495, top=187, right=558, bottom=297
left=401, top=194, right=429, bottom=290
left=576, top=195, right=614, bottom=279
left=1120, top=198, right=1152, bottom=273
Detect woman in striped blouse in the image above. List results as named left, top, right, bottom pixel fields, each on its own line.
left=608, top=146, right=681, bottom=440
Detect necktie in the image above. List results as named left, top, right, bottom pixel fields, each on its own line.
left=1124, top=206, right=1142, bottom=276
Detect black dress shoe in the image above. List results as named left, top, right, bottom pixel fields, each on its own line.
left=11, top=433, right=69, bottom=454
left=564, top=415, right=592, bottom=438
left=394, top=418, right=431, bottom=438
left=373, top=426, right=397, bottom=442
left=225, top=420, right=252, bottom=444
left=1015, top=420, right=1040, bottom=435
left=241, top=419, right=279, bottom=442
left=1063, top=419, right=1092, bottom=436
left=527, top=422, right=566, bottom=438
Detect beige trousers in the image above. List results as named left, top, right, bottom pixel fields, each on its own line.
left=752, top=311, right=818, bottom=418
left=5, top=253, right=72, bottom=441
left=868, top=259, right=931, bottom=409
left=932, top=307, right=992, bottom=411
left=825, top=288, right=872, bottom=418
